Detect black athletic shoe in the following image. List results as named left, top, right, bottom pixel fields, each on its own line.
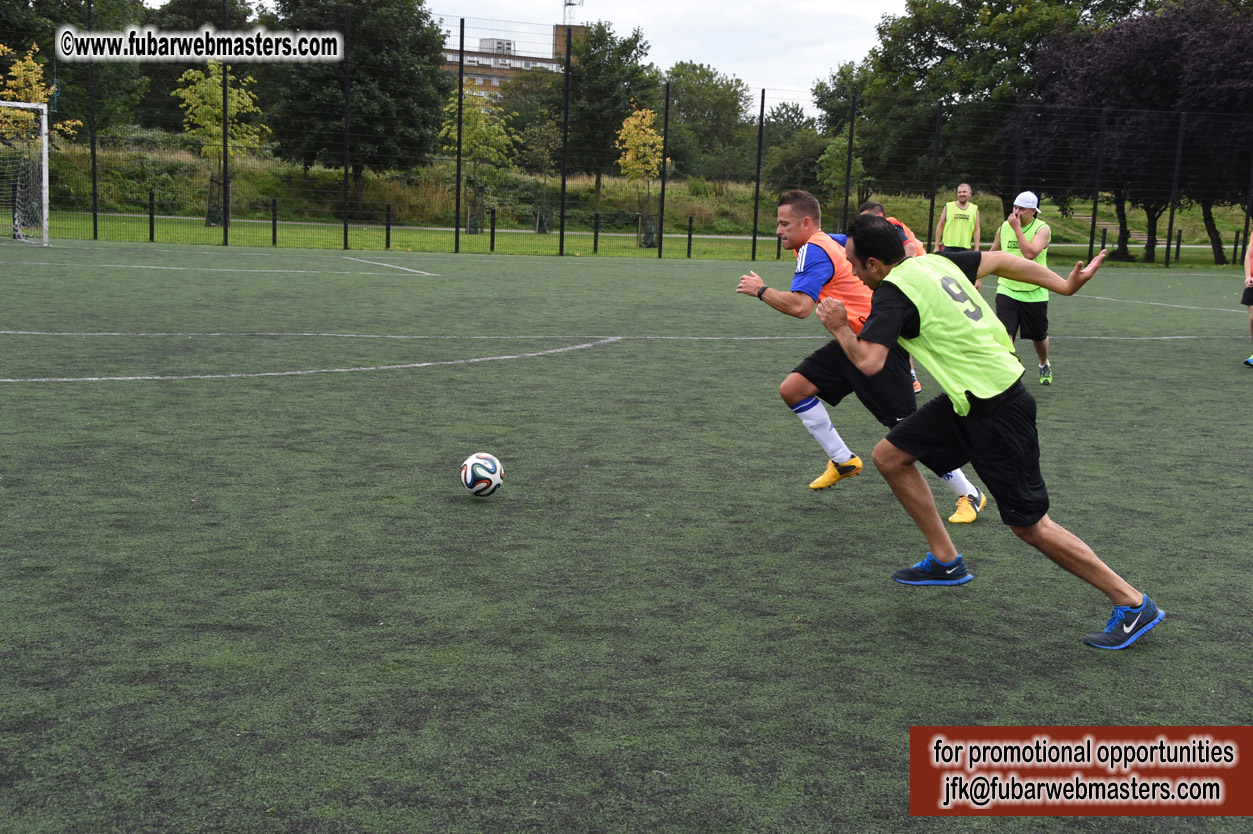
left=1083, top=594, right=1164, bottom=650
left=891, top=552, right=973, bottom=586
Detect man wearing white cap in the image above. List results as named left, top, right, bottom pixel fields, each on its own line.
left=990, top=191, right=1054, bottom=385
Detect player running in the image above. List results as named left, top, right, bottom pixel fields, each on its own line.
left=736, top=190, right=987, bottom=524
left=817, top=214, right=1164, bottom=650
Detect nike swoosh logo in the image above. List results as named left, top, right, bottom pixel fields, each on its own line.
left=945, top=567, right=960, bottom=574
left=1122, top=612, right=1144, bottom=633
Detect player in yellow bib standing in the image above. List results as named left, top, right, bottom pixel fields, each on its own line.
left=934, top=183, right=980, bottom=252
left=990, top=191, right=1054, bottom=384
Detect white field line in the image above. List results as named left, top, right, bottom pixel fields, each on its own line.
left=3, top=260, right=399, bottom=277
left=0, top=337, right=621, bottom=384
left=343, top=256, right=439, bottom=276
left=0, top=331, right=829, bottom=340
left=1076, top=294, right=1244, bottom=314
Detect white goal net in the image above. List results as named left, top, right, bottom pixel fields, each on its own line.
left=0, top=100, right=50, bottom=246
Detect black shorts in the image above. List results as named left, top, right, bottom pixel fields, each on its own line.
left=995, top=294, right=1049, bottom=342
left=794, top=341, right=916, bottom=429
left=884, top=380, right=1050, bottom=526
left=942, top=246, right=971, bottom=252
left=1242, top=286, right=1253, bottom=307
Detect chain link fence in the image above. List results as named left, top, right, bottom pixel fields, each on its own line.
left=39, top=15, right=1253, bottom=265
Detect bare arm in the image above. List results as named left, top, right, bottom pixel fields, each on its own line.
left=1016, top=224, right=1051, bottom=261
left=972, top=208, right=981, bottom=252
left=1245, top=243, right=1252, bottom=286
left=815, top=298, right=891, bottom=375
left=934, top=206, right=947, bottom=252
left=735, top=270, right=815, bottom=318
left=975, top=250, right=1107, bottom=296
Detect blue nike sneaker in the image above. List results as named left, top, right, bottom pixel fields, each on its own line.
left=1083, top=594, right=1164, bottom=650
left=891, top=552, right=973, bottom=586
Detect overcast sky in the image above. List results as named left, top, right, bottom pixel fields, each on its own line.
left=432, top=1, right=909, bottom=102
left=141, top=1, right=908, bottom=106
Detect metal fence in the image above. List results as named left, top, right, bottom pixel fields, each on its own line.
left=38, top=15, right=1253, bottom=265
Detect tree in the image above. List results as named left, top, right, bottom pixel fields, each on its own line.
left=496, top=67, right=562, bottom=139
left=265, top=0, right=451, bottom=217
left=616, top=105, right=667, bottom=245
left=0, top=0, right=148, bottom=130
left=858, top=0, right=1154, bottom=196
left=565, top=21, right=661, bottom=202
left=134, top=0, right=253, bottom=133
left=817, top=128, right=872, bottom=224
left=0, top=42, right=81, bottom=136
left=1031, top=0, right=1253, bottom=263
left=616, top=106, right=665, bottom=203
left=171, top=60, right=269, bottom=159
left=663, top=61, right=750, bottom=179
left=812, top=61, right=870, bottom=136
left=439, top=88, right=515, bottom=231
left=762, top=129, right=831, bottom=200
left=762, top=102, right=816, bottom=153
left=518, top=113, right=562, bottom=232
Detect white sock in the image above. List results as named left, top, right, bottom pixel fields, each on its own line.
left=790, top=397, right=855, bottom=463
left=939, top=468, right=979, bottom=499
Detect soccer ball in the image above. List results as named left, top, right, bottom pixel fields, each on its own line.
left=460, top=452, right=503, bottom=496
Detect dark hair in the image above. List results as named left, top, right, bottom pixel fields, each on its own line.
left=857, top=201, right=886, bottom=216
left=847, top=214, right=906, bottom=266
left=778, top=189, right=821, bottom=225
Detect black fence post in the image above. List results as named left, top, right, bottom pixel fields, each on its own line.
left=1089, top=109, right=1108, bottom=262
left=341, top=8, right=351, bottom=251
left=842, top=93, right=856, bottom=233
left=751, top=89, right=766, bottom=261
left=454, top=19, right=465, bottom=255
left=385, top=204, right=392, bottom=249
left=1175, top=229, right=1183, bottom=262
left=558, top=27, right=572, bottom=256
left=1232, top=231, right=1240, bottom=264
left=657, top=81, right=670, bottom=259
left=1164, top=111, right=1186, bottom=269
left=271, top=198, right=277, bottom=246
left=687, top=216, right=693, bottom=258
left=1101, top=228, right=1107, bottom=251
left=776, top=235, right=781, bottom=259
left=593, top=212, right=599, bottom=253
left=490, top=208, right=496, bottom=252
left=221, top=0, right=233, bottom=246
left=926, top=103, right=942, bottom=252
left=88, top=0, right=98, bottom=240
left=148, top=190, right=154, bottom=242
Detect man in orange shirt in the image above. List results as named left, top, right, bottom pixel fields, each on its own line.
left=736, top=190, right=986, bottom=522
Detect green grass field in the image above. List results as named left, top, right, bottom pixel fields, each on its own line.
left=1, top=240, right=1250, bottom=833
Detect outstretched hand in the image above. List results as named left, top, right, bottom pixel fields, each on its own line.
left=1063, top=249, right=1107, bottom=295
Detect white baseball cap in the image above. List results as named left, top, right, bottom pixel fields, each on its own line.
left=1013, top=191, right=1040, bottom=211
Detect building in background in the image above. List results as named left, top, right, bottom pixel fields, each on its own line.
left=441, top=24, right=586, bottom=97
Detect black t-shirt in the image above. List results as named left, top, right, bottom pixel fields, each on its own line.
left=859, top=251, right=982, bottom=347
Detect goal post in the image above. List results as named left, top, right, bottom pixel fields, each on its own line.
left=0, top=100, right=50, bottom=246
